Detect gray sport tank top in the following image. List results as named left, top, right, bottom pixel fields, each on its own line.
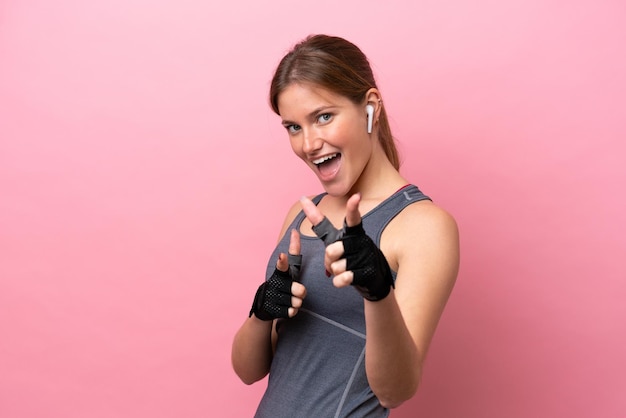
left=255, top=185, right=430, bottom=418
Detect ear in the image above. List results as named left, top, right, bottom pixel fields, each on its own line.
left=366, top=104, right=375, bottom=133
left=364, top=88, right=383, bottom=125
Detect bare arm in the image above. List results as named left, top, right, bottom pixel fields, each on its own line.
left=231, top=313, right=275, bottom=384
left=231, top=202, right=305, bottom=384
left=301, top=195, right=459, bottom=408
left=362, top=203, right=459, bottom=407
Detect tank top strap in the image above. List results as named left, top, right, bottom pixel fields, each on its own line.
left=362, top=184, right=431, bottom=246
left=288, top=187, right=429, bottom=246
left=312, top=193, right=327, bottom=205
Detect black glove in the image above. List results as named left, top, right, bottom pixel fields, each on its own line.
left=313, top=216, right=394, bottom=301
left=341, top=222, right=394, bottom=301
left=249, top=254, right=302, bottom=321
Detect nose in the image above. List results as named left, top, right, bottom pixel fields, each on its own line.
left=302, top=127, right=323, bottom=154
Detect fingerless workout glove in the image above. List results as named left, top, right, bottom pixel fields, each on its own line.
left=249, top=254, right=302, bottom=321
left=313, top=217, right=394, bottom=301
left=312, top=217, right=344, bottom=245
left=341, top=222, right=394, bottom=301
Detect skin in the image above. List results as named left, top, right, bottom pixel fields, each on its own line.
left=231, top=82, right=459, bottom=409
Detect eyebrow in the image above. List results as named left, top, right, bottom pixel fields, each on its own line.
left=281, top=105, right=336, bottom=126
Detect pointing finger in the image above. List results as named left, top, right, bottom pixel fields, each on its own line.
left=276, top=253, right=288, bottom=272
left=288, top=228, right=301, bottom=255
left=299, top=196, right=325, bottom=226
left=345, top=193, right=362, bottom=227
left=300, top=196, right=343, bottom=246
left=287, top=229, right=303, bottom=281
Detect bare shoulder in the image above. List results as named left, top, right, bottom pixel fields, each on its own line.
left=382, top=200, right=460, bottom=356
left=382, top=200, right=459, bottom=276
left=396, top=200, right=458, bottom=242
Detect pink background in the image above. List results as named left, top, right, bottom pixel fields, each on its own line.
left=1, top=0, right=625, bottom=417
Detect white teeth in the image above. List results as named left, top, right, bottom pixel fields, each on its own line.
left=312, top=153, right=338, bottom=165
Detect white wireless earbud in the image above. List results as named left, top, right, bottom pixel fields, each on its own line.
left=365, top=104, right=374, bottom=133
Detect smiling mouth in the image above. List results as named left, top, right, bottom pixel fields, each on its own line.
left=312, top=153, right=339, bottom=165
left=313, top=153, right=341, bottom=178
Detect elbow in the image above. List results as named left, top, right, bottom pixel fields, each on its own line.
left=233, top=367, right=267, bottom=386
left=231, top=357, right=269, bottom=386
left=379, top=399, right=405, bottom=410
left=377, top=383, right=419, bottom=410
left=374, top=368, right=422, bottom=410
left=232, top=362, right=268, bottom=385
left=239, top=375, right=262, bottom=386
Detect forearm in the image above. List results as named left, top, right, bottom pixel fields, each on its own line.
left=364, top=290, right=422, bottom=409
left=231, top=316, right=274, bottom=385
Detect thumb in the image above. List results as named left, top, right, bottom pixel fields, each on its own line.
left=345, top=193, right=362, bottom=227
left=276, top=253, right=289, bottom=272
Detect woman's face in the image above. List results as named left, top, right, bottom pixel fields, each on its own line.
left=277, top=83, right=372, bottom=197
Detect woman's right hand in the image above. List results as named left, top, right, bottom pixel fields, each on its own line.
left=249, top=229, right=307, bottom=320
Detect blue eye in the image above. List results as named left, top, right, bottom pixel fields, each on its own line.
left=286, top=124, right=301, bottom=134
left=318, top=113, right=332, bottom=124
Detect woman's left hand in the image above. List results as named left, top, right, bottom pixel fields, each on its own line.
left=299, top=194, right=360, bottom=287
left=300, top=194, right=394, bottom=300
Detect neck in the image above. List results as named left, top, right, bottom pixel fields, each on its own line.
left=348, top=145, right=406, bottom=202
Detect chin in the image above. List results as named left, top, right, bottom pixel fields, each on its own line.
left=319, top=181, right=352, bottom=198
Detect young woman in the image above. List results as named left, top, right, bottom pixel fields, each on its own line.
left=232, top=34, right=459, bottom=417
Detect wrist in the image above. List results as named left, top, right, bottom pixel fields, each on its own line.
left=249, top=313, right=274, bottom=326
